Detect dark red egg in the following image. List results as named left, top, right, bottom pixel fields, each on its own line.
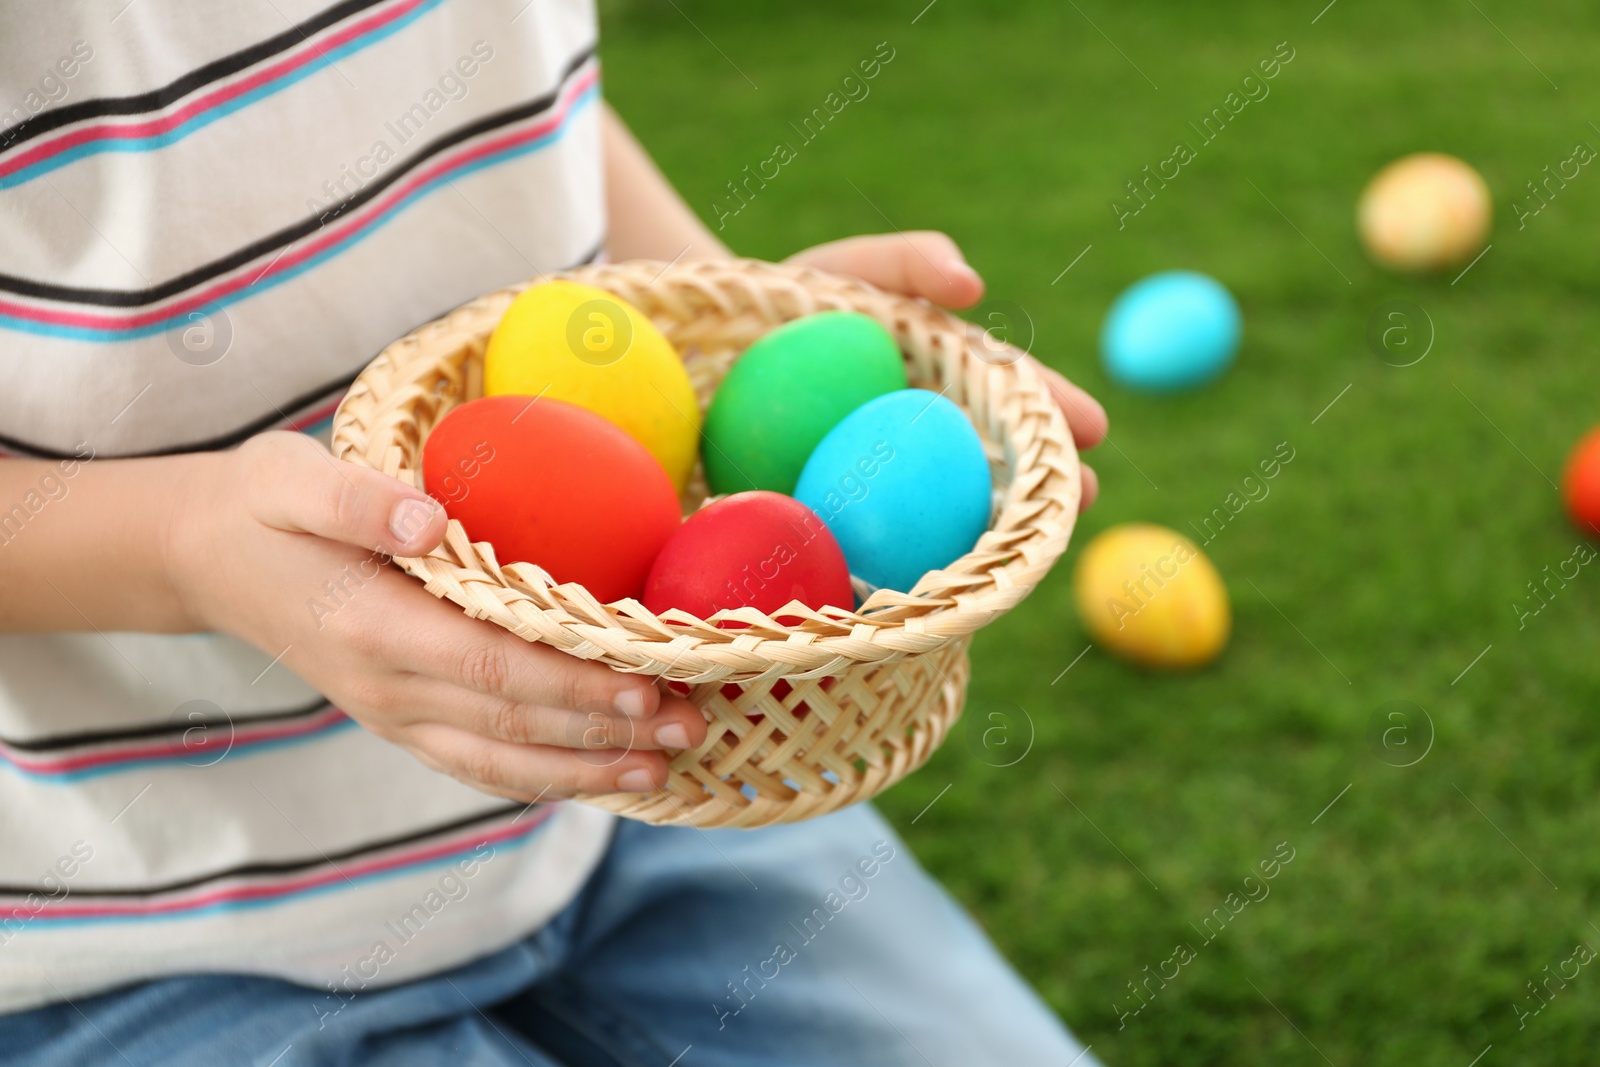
left=422, top=395, right=681, bottom=602
left=642, top=491, right=853, bottom=620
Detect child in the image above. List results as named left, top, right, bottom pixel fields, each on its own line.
left=0, top=2, right=1107, bottom=1063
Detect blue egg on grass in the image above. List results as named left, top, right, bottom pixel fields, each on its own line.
left=794, top=389, right=992, bottom=594
left=1101, top=271, right=1241, bottom=392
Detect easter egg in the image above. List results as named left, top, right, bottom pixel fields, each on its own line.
left=642, top=492, right=853, bottom=620
left=422, top=395, right=681, bottom=602
left=1562, top=426, right=1600, bottom=537
left=1072, top=523, right=1229, bottom=669
left=702, top=310, right=907, bottom=496
left=484, top=280, right=700, bottom=490
left=794, top=389, right=992, bottom=594
left=1358, top=153, right=1491, bottom=271
left=1101, top=271, right=1240, bottom=392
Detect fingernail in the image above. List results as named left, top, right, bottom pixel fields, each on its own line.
left=388, top=497, right=435, bottom=548
left=617, top=768, right=656, bottom=792
left=614, top=689, right=651, bottom=719
left=654, top=722, right=691, bottom=749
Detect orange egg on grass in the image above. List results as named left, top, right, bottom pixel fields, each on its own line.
left=1563, top=426, right=1600, bottom=538
left=421, top=395, right=681, bottom=603
left=1358, top=153, right=1491, bottom=271
left=1072, top=523, right=1230, bottom=669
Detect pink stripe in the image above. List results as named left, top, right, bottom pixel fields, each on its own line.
left=26, top=810, right=553, bottom=919
left=0, top=0, right=431, bottom=181
left=0, top=66, right=598, bottom=332
left=0, top=707, right=349, bottom=775
left=287, top=396, right=343, bottom=432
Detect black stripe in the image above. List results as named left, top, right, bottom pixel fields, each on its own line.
left=0, top=45, right=597, bottom=308
left=0, top=698, right=333, bottom=754
left=0, top=233, right=604, bottom=461
left=0, top=0, right=393, bottom=154
left=0, top=365, right=364, bottom=460
left=0, top=803, right=527, bottom=898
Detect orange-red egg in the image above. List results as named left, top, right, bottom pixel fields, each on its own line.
left=422, top=395, right=681, bottom=602
left=1563, top=426, right=1600, bottom=537
left=642, top=491, right=852, bottom=621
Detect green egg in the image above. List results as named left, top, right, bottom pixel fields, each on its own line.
left=702, top=311, right=908, bottom=495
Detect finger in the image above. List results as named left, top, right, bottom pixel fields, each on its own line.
left=1079, top=464, right=1099, bottom=514
left=363, top=602, right=664, bottom=720
left=240, top=431, right=447, bottom=556
left=407, top=722, right=671, bottom=798
left=788, top=232, right=984, bottom=308
left=326, top=567, right=668, bottom=720
left=396, top=678, right=707, bottom=752
left=1034, top=361, right=1109, bottom=451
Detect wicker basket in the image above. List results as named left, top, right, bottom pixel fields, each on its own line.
left=330, top=258, right=1080, bottom=828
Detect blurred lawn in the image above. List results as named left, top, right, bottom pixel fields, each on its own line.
left=600, top=2, right=1600, bottom=1063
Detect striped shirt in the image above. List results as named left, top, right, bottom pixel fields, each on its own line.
left=0, top=0, right=613, bottom=1014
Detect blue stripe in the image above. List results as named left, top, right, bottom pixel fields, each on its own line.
left=2, top=716, right=360, bottom=784
left=298, top=413, right=336, bottom=437
left=0, top=0, right=449, bottom=191
left=5, top=817, right=552, bottom=928
left=0, top=84, right=598, bottom=343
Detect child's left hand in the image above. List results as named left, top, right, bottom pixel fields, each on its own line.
left=786, top=232, right=1106, bottom=511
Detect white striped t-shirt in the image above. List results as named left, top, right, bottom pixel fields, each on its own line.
left=0, top=0, right=615, bottom=1014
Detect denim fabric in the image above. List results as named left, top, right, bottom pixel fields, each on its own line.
left=1, top=804, right=1099, bottom=1067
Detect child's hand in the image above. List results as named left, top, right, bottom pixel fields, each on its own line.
left=787, top=232, right=1107, bottom=511
left=602, top=105, right=1103, bottom=508
left=168, top=432, right=707, bottom=802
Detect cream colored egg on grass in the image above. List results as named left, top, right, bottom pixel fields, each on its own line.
left=1358, top=152, right=1491, bottom=272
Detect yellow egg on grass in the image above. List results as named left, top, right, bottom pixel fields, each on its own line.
left=1358, top=153, right=1491, bottom=272
left=484, top=280, right=700, bottom=490
left=1072, top=523, right=1230, bottom=669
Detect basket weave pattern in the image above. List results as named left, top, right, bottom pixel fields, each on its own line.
left=331, top=259, right=1079, bottom=827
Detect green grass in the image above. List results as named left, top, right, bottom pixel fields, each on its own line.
left=600, top=2, right=1600, bottom=1062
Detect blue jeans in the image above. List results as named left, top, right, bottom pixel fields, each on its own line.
left=3, top=805, right=1100, bottom=1066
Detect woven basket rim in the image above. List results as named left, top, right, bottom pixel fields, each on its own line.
left=330, top=257, right=1081, bottom=684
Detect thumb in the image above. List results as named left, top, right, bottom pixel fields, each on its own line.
left=240, top=431, right=448, bottom=555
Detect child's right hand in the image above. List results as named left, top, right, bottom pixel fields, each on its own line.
left=168, top=432, right=707, bottom=802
